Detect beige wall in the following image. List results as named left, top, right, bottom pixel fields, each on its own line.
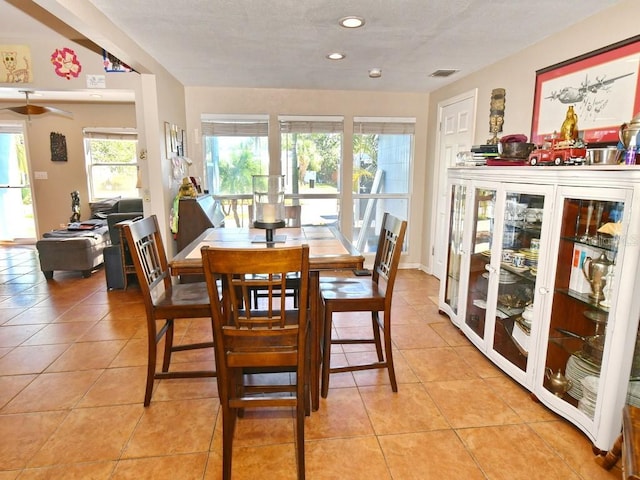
left=184, top=87, right=429, bottom=267
left=0, top=102, right=136, bottom=236
left=425, top=0, right=640, bottom=270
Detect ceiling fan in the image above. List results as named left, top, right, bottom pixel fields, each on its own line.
left=0, top=90, right=73, bottom=119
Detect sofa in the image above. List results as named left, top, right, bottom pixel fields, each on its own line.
left=36, top=221, right=110, bottom=279
left=35, top=198, right=143, bottom=281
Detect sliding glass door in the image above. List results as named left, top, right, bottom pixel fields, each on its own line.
left=0, top=123, right=35, bottom=242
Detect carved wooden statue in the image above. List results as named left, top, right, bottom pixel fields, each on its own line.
left=70, top=190, right=81, bottom=222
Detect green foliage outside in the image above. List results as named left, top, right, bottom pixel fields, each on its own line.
left=213, top=132, right=377, bottom=194
left=218, top=147, right=262, bottom=194
left=354, top=134, right=379, bottom=193
left=88, top=139, right=137, bottom=196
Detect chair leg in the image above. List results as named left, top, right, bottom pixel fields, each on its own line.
left=382, top=313, right=398, bottom=392
left=144, top=318, right=159, bottom=407
left=371, top=312, right=384, bottom=361
left=162, top=319, right=175, bottom=372
left=221, top=403, right=237, bottom=480
left=295, top=395, right=306, bottom=480
left=321, top=305, right=333, bottom=398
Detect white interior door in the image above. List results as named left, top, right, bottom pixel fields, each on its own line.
left=430, top=91, right=476, bottom=279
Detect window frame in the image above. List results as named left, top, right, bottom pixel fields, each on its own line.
left=83, top=127, right=139, bottom=201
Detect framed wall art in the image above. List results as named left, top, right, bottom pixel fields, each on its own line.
left=50, top=132, right=68, bottom=162
left=531, top=35, right=640, bottom=146
left=164, top=121, right=173, bottom=157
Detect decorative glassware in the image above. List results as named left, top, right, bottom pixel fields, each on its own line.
left=252, top=175, right=286, bottom=243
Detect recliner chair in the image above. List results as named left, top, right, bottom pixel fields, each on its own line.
left=103, top=198, right=143, bottom=289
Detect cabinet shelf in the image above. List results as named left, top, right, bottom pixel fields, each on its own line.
left=561, top=235, right=618, bottom=254
left=555, top=288, right=610, bottom=312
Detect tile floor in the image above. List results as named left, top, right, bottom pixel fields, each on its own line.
left=0, top=244, right=622, bottom=479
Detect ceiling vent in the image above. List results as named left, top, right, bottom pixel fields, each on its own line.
left=429, top=69, right=459, bottom=78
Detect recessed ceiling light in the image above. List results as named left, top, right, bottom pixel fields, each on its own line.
left=369, top=68, right=382, bottom=78
left=339, top=16, right=365, bottom=28
left=89, top=94, right=102, bottom=98
left=326, top=52, right=346, bottom=60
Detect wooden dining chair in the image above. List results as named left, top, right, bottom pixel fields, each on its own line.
left=121, top=215, right=215, bottom=407
left=320, top=212, right=407, bottom=398
left=201, top=245, right=310, bottom=480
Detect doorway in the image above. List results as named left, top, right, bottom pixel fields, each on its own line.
left=0, top=122, right=36, bottom=243
left=430, top=90, right=477, bottom=279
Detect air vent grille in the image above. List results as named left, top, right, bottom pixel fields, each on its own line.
left=429, top=69, right=459, bottom=78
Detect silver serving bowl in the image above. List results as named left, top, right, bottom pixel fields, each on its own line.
left=586, top=147, right=621, bottom=165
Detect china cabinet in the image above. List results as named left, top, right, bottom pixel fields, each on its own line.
left=439, top=166, right=640, bottom=452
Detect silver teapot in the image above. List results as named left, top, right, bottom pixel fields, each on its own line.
left=582, top=252, right=613, bottom=303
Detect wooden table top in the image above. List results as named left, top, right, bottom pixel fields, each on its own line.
left=170, top=225, right=364, bottom=275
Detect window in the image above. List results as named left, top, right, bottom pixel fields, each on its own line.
left=352, top=117, right=414, bottom=252
left=201, top=115, right=269, bottom=195
left=83, top=128, right=138, bottom=200
left=279, top=116, right=343, bottom=226
left=201, top=116, right=269, bottom=226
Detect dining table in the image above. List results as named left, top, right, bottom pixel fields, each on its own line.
left=170, top=225, right=365, bottom=411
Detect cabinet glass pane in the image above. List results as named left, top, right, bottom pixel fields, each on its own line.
left=444, top=184, right=466, bottom=314
left=492, top=192, right=544, bottom=371
left=464, top=188, right=495, bottom=339
left=545, top=198, right=623, bottom=416
left=627, top=321, right=640, bottom=408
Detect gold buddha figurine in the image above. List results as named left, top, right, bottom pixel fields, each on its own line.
left=178, top=177, right=197, bottom=198
left=560, top=105, right=579, bottom=143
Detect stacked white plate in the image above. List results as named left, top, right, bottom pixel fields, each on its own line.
left=520, top=248, right=539, bottom=268
left=498, top=269, right=518, bottom=284
left=578, top=376, right=598, bottom=418
left=565, top=353, right=600, bottom=400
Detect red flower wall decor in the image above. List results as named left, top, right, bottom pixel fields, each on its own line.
left=50, top=47, right=82, bottom=80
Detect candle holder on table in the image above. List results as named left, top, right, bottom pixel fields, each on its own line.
left=252, top=175, right=286, bottom=243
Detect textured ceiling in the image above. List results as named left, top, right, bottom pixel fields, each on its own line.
left=86, top=0, right=624, bottom=92
left=0, top=0, right=626, bottom=100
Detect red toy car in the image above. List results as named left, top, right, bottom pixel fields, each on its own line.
left=528, top=138, right=587, bottom=166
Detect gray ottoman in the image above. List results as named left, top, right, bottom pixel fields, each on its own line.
left=36, top=225, right=110, bottom=279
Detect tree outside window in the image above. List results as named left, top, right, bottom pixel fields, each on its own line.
left=83, top=129, right=138, bottom=200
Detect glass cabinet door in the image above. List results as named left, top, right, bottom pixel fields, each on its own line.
left=464, top=188, right=496, bottom=341
left=443, top=183, right=466, bottom=319
left=544, top=196, right=623, bottom=417
left=491, top=191, right=545, bottom=373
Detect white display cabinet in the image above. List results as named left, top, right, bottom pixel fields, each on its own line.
left=438, top=166, right=640, bottom=452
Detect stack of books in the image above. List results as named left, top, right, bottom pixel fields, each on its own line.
left=470, top=144, right=499, bottom=165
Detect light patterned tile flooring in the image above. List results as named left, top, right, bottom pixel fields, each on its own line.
left=0, top=245, right=621, bottom=479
